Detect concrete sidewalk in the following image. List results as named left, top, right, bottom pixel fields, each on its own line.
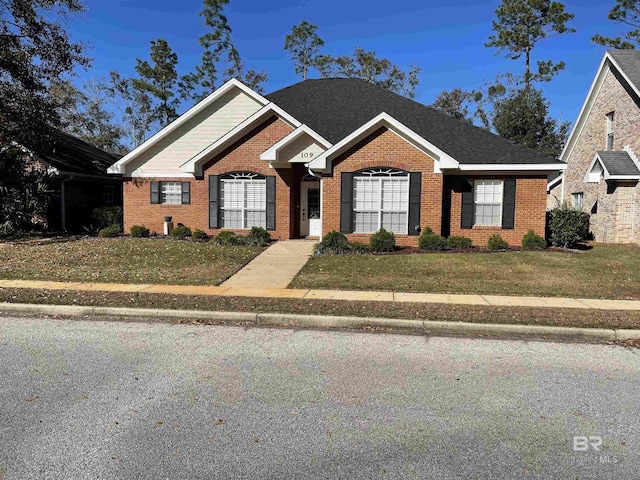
left=1, top=278, right=640, bottom=310
left=221, top=239, right=316, bottom=289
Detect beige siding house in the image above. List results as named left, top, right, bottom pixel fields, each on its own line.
left=557, top=50, right=640, bottom=244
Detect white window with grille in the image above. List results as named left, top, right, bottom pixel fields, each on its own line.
left=606, top=112, right=614, bottom=151
left=162, top=182, right=182, bottom=205
left=353, top=169, right=409, bottom=234
left=220, top=173, right=266, bottom=229
left=474, top=180, right=503, bottom=226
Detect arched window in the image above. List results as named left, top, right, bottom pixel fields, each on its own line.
left=220, top=172, right=266, bottom=229
left=353, top=168, right=409, bottom=234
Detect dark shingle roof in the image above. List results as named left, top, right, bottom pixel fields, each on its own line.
left=596, top=150, right=640, bottom=176
left=608, top=50, right=640, bottom=92
left=265, top=78, right=563, bottom=166
left=39, top=131, right=122, bottom=176
left=548, top=171, right=562, bottom=183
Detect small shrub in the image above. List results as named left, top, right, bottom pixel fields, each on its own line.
left=91, top=206, right=122, bottom=230
left=170, top=225, right=192, bottom=239
left=521, top=229, right=546, bottom=250
left=98, top=224, right=121, bottom=238
left=487, top=234, right=508, bottom=251
left=192, top=229, right=209, bottom=242
left=348, top=241, right=369, bottom=254
left=369, top=228, right=396, bottom=252
left=215, top=231, right=241, bottom=245
left=418, top=233, right=447, bottom=251
left=447, top=235, right=473, bottom=249
left=316, top=231, right=350, bottom=255
left=130, top=225, right=149, bottom=238
left=422, top=226, right=435, bottom=235
left=548, top=203, right=590, bottom=248
left=246, top=226, right=271, bottom=246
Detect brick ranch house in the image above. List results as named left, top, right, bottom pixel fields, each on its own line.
left=548, top=50, right=640, bottom=243
left=108, top=78, right=565, bottom=246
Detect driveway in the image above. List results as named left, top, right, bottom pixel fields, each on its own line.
left=0, top=315, right=638, bottom=479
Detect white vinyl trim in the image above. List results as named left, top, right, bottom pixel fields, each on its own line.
left=259, top=124, right=332, bottom=161
left=308, top=112, right=459, bottom=173
left=458, top=163, right=567, bottom=171
left=179, top=103, right=302, bottom=175
left=107, top=79, right=269, bottom=174
left=547, top=173, right=563, bottom=192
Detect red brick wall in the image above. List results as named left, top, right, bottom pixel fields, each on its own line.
left=123, top=116, right=294, bottom=238
left=322, top=127, right=443, bottom=247
left=448, top=175, right=548, bottom=246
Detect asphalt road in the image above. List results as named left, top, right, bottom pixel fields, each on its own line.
left=0, top=315, right=638, bottom=479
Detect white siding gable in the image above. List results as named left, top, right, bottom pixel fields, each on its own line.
left=279, top=135, right=326, bottom=164
left=126, top=89, right=263, bottom=177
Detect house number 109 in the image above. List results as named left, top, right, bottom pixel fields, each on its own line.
left=300, top=152, right=314, bottom=158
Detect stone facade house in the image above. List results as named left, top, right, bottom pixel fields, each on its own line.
left=108, top=78, right=564, bottom=246
left=554, top=50, right=640, bottom=243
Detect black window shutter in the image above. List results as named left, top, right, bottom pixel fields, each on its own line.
left=501, top=178, right=516, bottom=230
left=150, top=181, right=160, bottom=204
left=460, top=179, right=474, bottom=229
left=408, top=172, right=422, bottom=236
left=340, top=172, right=354, bottom=233
left=266, top=176, right=276, bottom=231
left=181, top=181, right=191, bottom=205
left=209, top=175, right=220, bottom=229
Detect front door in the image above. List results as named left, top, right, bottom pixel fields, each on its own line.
left=300, top=180, right=321, bottom=237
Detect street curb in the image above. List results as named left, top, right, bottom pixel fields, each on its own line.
left=0, top=302, right=636, bottom=342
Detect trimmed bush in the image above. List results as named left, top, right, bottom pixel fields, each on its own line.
left=418, top=232, right=447, bottom=251
left=192, top=229, right=209, bottom=242
left=98, top=224, right=121, bottom=238
left=521, top=229, right=546, bottom=250
left=215, top=231, right=242, bottom=245
left=91, top=206, right=122, bottom=230
left=316, top=231, right=350, bottom=255
left=369, top=228, right=396, bottom=252
left=348, top=241, right=369, bottom=254
left=246, top=226, right=271, bottom=247
left=170, top=225, right=192, bottom=239
left=487, top=234, right=508, bottom=251
left=130, top=225, right=149, bottom=238
left=422, top=226, right=435, bottom=235
left=548, top=203, right=590, bottom=248
left=447, top=235, right=473, bottom=249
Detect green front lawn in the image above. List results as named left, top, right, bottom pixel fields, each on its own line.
left=0, top=237, right=263, bottom=285
left=290, top=244, right=640, bottom=300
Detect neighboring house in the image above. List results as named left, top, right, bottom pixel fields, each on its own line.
left=556, top=50, right=640, bottom=244
left=108, top=78, right=564, bottom=246
left=30, top=132, right=123, bottom=231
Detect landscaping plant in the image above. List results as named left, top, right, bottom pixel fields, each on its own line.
left=215, top=231, right=243, bottom=246
left=316, top=231, right=350, bottom=255
left=548, top=203, right=590, bottom=248
left=369, top=228, right=396, bottom=252
left=246, top=226, right=271, bottom=247
left=130, top=225, right=149, bottom=238
left=487, top=234, right=508, bottom=251
left=170, top=225, right=192, bottom=239
left=98, top=224, right=121, bottom=238
left=521, top=229, right=546, bottom=250
left=192, top=229, right=209, bottom=242
left=447, top=235, right=473, bottom=249
left=418, top=227, right=447, bottom=251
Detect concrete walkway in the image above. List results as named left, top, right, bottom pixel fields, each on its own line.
left=221, top=239, right=316, bottom=289
left=1, top=278, right=640, bottom=311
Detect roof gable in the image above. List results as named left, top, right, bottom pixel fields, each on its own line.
left=108, top=79, right=268, bottom=175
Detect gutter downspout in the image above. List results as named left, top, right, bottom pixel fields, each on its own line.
left=60, top=174, right=74, bottom=232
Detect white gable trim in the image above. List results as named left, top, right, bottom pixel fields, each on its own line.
left=584, top=152, right=640, bottom=182
left=308, top=112, right=459, bottom=173
left=561, top=51, right=640, bottom=164
left=107, top=79, right=269, bottom=174
left=179, top=103, right=302, bottom=175
left=259, top=124, right=332, bottom=161
left=547, top=173, right=563, bottom=192
left=457, top=163, right=567, bottom=172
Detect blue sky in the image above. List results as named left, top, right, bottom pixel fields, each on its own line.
left=71, top=0, right=625, bottom=127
